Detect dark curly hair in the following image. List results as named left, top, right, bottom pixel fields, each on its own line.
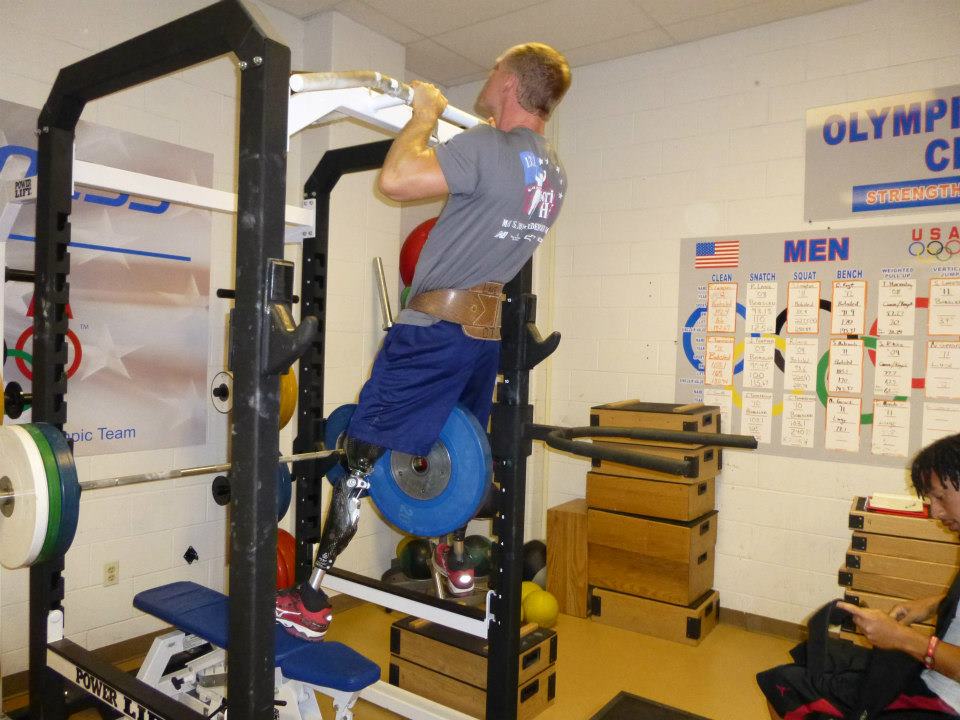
left=911, top=433, right=960, bottom=496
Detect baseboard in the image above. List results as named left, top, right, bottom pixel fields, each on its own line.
left=720, top=607, right=804, bottom=641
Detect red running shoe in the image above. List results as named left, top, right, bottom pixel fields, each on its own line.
left=433, top=544, right=475, bottom=596
left=275, top=588, right=332, bottom=641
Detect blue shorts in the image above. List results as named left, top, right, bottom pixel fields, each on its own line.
left=346, top=321, right=500, bottom=456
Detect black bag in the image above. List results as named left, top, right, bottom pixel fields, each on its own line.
left=798, top=600, right=922, bottom=720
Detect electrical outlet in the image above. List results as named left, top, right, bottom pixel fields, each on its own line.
left=103, top=561, right=119, bottom=587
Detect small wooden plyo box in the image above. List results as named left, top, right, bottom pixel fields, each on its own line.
left=591, top=443, right=720, bottom=482
left=389, top=616, right=557, bottom=720
left=546, top=498, right=589, bottom=618
left=589, top=587, right=720, bottom=646
left=586, top=471, right=715, bottom=522
left=851, top=530, right=960, bottom=566
left=590, top=401, right=721, bottom=436
left=588, top=509, right=717, bottom=605
left=848, top=497, right=957, bottom=543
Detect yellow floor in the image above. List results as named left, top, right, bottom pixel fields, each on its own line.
left=319, top=602, right=795, bottom=720
left=13, top=601, right=792, bottom=720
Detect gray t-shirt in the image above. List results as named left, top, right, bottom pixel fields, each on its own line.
left=396, top=124, right=566, bottom=326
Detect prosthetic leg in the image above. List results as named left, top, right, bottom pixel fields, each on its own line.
left=308, top=437, right=384, bottom=589
left=276, top=437, right=383, bottom=641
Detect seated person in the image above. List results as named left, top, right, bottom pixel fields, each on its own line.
left=758, top=433, right=960, bottom=719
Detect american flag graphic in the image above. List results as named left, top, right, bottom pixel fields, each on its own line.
left=695, top=240, right=740, bottom=268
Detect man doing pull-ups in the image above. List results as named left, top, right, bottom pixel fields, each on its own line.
left=276, top=42, right=571, bottom=642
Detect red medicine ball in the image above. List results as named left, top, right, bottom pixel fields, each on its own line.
left=399, top=217, right=437, bottom=286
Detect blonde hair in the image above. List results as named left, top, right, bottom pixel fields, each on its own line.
left=501, top=43, right=571, bottom=119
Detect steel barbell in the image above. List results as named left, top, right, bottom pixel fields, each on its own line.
left=0, top=421, right=341, bottom=570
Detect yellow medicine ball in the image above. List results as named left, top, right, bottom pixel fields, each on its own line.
left=279, top=367, right=297, bottom=430
left=522, top=589, right=559, bottom=628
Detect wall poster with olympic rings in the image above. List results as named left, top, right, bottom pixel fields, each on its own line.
left=677, top=222, right=960, bottom=468
left=1, top=99, right=212, bottom=456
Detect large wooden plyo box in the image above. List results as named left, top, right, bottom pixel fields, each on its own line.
left=589, top=587, right=720, bottom=646
left=592, top=442, right=720, bottom=482
left=590, top=401, right=721, bottom=436
left=586, top=471, right=715, bottom=522
left=848, top=497, right=958, bottom=543
left=838, top=566, right=950, bottom=599
left=588, top=509, right=717, bottom=605
left=845, top=548, right=957, bottom=585
left=546, top=498, right=589, bottom=618
left=851, top=530, right=960, bottom=566
left=389, top=616, right=557, bottom=720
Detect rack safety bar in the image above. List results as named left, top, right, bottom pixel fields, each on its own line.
left=529, top=424, right=759, bottom=478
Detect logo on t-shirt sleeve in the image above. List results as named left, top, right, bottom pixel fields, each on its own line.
left=520, top=151, right=559, bottom=220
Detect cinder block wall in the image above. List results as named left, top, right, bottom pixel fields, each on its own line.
left=542, top=0, right=960, bottom=622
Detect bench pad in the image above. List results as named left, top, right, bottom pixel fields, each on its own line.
left=134, top=581, right=380, bottom=692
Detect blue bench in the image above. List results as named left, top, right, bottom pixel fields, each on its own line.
left=133, top=581, right=380, bottom=719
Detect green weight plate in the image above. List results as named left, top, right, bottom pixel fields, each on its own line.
left=21, top=423, right=61, bottom=563
left=35, top=423, right=80, bottom=559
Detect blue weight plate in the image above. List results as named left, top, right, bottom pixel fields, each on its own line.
left=277, top=462, right=292, bottom=521
left=369, top=404, right=491, bottom=537
left=324, top=404, right=356, bottom=486
left=35, top=423, right=80, bottom=558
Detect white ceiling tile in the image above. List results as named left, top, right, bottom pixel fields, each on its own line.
left=664, top=0, right=808, bottom=43
left=433, top=0, right=660, bottom=67
left=333, top=0, right=423, bottom=44
left=632, top=0, right=755, bottom=26
left=359, top=0, right=546, bottom=36
left=404, top=39, right=487, bottom=86
left=256, top=0, right=341, bottom=19
left=257, top=0, right=866, bottom=83
left=563, top=26, right=674, bottom=69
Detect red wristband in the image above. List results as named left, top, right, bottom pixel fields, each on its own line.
left=924, top=635, right=939, bottom=669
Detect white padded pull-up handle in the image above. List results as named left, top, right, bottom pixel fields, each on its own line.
left=289, top=70, right=484, bottom=130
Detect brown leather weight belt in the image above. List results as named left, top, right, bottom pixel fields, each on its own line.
left=407, top=282, right=505, bottom=340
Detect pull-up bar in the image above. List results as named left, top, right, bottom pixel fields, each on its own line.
left=289, top=70, right=484, bottom=130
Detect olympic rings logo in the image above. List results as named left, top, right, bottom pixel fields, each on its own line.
left=908, top=239, right=960, bottom=262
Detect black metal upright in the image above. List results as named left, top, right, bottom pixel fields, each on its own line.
left=294, top=141, right=391, bottom=578
left=486, top=261, right=544, bottom=719
left=31, top=3, right=291, bottom=719
left=228, top=28, right=291, bottom=720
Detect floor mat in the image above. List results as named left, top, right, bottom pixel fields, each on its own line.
left=591, top=692, right=712, bottom=720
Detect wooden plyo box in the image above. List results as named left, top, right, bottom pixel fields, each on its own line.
left=389, top=658, right=556, bottom=720
left=592, top=443, right=720, bottom=482
left=845, top=548, right=957, bottom=585
left=851, top=530, right=960, bottom=566
left=586, top=471, right=715, bottom=522
left=590, top=401, right=720, bottom=436
left=843, top=589, right=936, bottom=628
left=589, top=587, right=720, bottom=646
left=390, top=615, right=557, bottom=689
left=588, top=509, right=717, bottom=605
left=546, top=499, right=589, bottom=618
left=838, top=566, right=950, bottom=599
left=848, top=497, right=957, bottom=544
